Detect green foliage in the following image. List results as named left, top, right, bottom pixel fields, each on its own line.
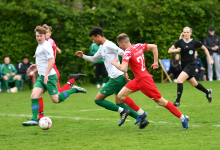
left=0, top=0, right=220, bottom=83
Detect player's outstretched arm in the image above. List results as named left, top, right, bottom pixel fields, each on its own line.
left=75, top=51, right=99, bottom=63
left=110, top=58, right=128, bottom=72
left=168, top=45, right=181, bottom=53
left=201, top=45, right=214, bottom=65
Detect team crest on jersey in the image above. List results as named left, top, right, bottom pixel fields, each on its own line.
left=189, top=50, right=193, bottom=55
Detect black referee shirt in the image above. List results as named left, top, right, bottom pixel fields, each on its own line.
left=174, top=39, right=203, bottom=66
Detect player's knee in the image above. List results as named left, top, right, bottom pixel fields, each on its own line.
left=155, top=97, right=167, bottom=107
left=31, top=93, right=38, bottom=99
left=3, top=76, right=8, bottom=80
left=117, top=94, right=125, bottom=101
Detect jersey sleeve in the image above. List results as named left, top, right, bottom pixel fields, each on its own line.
left=140, top=44, right=148, bottom=51
left=195, top=40, right=203, bottom=48
left=174, top=40, right=181, bottom=48
left=107, top=43, right=124, bottom=56
left=44, top=43, right=54, bottom=59
left=122, top=49, right=131, bottom=62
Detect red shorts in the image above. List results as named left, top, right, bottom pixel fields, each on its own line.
left=125, top=77, right=162, bottom=101
left=53, top=66, right=61, bottom=92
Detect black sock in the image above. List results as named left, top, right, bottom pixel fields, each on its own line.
left=176, top=83, right=183, bottom=102
left=195, top=83, right=208, bottom=94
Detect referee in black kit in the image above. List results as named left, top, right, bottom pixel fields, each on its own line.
left=168, top=27, right=214, bottom=107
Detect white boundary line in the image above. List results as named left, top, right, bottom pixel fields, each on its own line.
left=0, top=113, right=220, bottom=128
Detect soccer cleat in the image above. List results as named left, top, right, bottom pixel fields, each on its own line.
left=173, top=101, right=180, bottom=107
left=134, top=111, right=147, bottom=124
left=69, top=74, right=86, bottom=81
left=118, top=109, right=130, bottom=126
left=10, top=87, right=18, bottom=93
left=72, top=85, right=87, bottom=93
left=181, top=115, right=189, bottom=130
left=22, top=120, right=38, bottom=126
left=138, top=118, right=150, bottom=129
left=205, top=89, right=212, bottom=103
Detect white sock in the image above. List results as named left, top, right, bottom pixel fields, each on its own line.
left=30, top=71, right=34, bottom=75
left=118, top=107, right=124, bottom=113
left=179, top=114, right=185, bottom=122
left=137, top=108, right=145, bottom=115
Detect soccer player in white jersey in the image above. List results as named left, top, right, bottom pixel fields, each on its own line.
left=75, top=27, right=149, bottom=128
left=22, top=26, right=87, bottom=126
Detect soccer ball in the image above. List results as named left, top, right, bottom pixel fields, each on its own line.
left=39, top=117, right=52, bottom=130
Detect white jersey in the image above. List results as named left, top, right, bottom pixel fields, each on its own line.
left=94, top=40, right=124, bottom=78
left=35, top=41, right=56, bottom=76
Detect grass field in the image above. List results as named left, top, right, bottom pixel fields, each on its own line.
left=0, top=81, right=220, bottom=150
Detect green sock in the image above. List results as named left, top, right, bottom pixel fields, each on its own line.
left=31, top=98, right=39, bottom=120
left=15, top=80, right=21, bottom=88
left=4, top=80, right=9, bottom=90
left=117, top=103, right=138, bottom=119
left=102, top=78, right=106, bottom=83
left=95, top=100, right=119, bottom=112
left=58, top=88, right=76, bottom=103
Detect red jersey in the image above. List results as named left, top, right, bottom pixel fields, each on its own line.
left=47, top=38, right=58, bottom=68
left=122, top=43, right=152, bottom=79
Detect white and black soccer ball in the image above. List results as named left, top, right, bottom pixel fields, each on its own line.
left=39, top=117, right=52, bottom=130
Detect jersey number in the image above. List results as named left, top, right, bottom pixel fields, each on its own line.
left=137, top=55, right=146, bottom=71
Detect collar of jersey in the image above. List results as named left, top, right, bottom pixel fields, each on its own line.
left=183, top=38, right=193, bottom=43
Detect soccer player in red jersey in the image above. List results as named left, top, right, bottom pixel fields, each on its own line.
left=110, top=33, right=189, bottom=129
left=36, top=24, right=85, bottom=119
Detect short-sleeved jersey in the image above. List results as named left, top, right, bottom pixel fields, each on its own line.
left=35, top=41, right=56, bottom=76
left=93, top=40, right=124, bottom=78
left=174, top=39, right=203, bottom=66
left=122, top=43, right=152, bottom=79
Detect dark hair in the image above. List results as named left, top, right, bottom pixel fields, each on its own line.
left=172, top=53, right=179, bottom=61
left=88, top=27, right=104, bottom=37
left=22, top=56, right=29, bottom=60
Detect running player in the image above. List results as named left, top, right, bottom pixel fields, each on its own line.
left=22, top=26, right=86, bottom=126
left=110, top=33, right=189, bottom=130
left=35, top=24, right=85, bottom=119
left=168, top=27, right=214, bottom=107
left=75, top=27, right=149, bottom=128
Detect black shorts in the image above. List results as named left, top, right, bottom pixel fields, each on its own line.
left=182, top=61, right=196, bottom=80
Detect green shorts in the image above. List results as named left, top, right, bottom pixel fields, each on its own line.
left=34, top=74, right=58, bottom=95
left=8, top=76, right=14, bottom=82
left=100, top=74, right=127, bottom=96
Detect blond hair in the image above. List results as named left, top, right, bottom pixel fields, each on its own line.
left=117, top=33, right=130, bottom=43
left=34, top=26, right=46, bottom=34
left=183, top=26, right=192, bottom=33
left=43, top=24, right=52, bottom=32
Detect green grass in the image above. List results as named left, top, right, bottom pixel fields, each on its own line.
left=0, top=81, right=220, bottom=150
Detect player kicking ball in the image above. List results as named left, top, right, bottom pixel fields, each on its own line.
left=110, top=33, right=189, bottom=129
left=22, top=26, right=86, bottom=126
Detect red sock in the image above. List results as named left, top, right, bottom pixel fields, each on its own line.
left=60, top=78, right=75, bottom=92
left=123, top=97, right=140, bottom=112
left=38, top=97, right=44, bottom=119
left=165, top=101, right=182, bottom=118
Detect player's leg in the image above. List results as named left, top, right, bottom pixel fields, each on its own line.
left=60, top=73, right=86, bottom=92
left=47, top=74, right=86, bottom=103
left=101, top=63, right=107, bottom=87
left=173, top=71, right=189, bottom=106
left=155, top=97, right=189, bottom=129
left=10, top=75, right=21, bottom=93
left=188, top=77, right=212, bottom=103
left=38, top=96, right=44, bottom=119
left=3, top=75, right=9, bottom=92
left=22, top=87, right=44, bottom=126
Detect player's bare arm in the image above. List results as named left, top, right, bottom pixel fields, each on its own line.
left=201, top=45, right=214, bottom=65
left=56, top=47, right=61, bottom=54
left=110, top=58, right=128, bottom=72
left=44, top=58, right=55, bottom=84
left=147, top=44, right=159, bottom=69
left=168, top=45, right=181, bottom=53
